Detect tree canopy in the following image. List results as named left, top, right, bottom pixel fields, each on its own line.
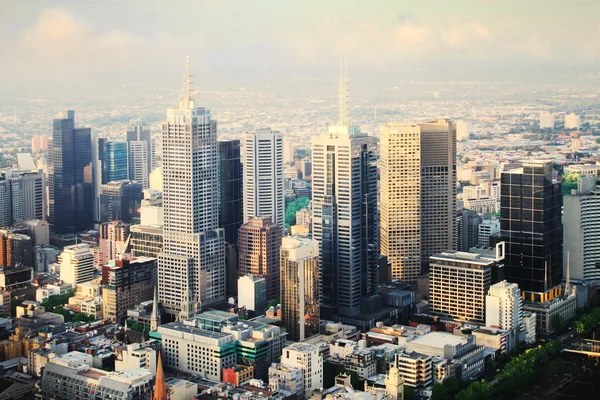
left=285, top=196, right=310, bottom=227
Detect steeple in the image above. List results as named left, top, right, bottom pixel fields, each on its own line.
left=153, top=352, right=168, bottom=400
left=178, top=56, right=197, bottom=110
left=150, top=286, right=160, bottom=331
left=565, top=251, right=571, bottom=297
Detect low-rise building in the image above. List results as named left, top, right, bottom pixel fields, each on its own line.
left=222, top=365, right=254, bottom=387
left=41, top=351, right=153, bottom=400
left=280, top=343, right=323, bottom=400
left=269, top=363, right=304, bottom=400
left=115, top=342, right=157, bottom=377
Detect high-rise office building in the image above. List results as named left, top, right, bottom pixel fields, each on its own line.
left=127, top=120, right=154, bottom=189
left=243, top=128, right=284, bottom=232
left=312, top=62, right=378, bottom=319
left=238, top=217, right=281, bottom=301
left=218, top=140, right=243, bottom=245
left=283, top=139, right=295, bottom=165
left=158, top=58, right=226, bottom=320
left=0, top=170, right=44, bottom=225
left=99, top=180, right=143, bottom=224
left=31, top=135, right=49, bottom=154
left=99, top=221, right=131, bottom=266
left=280, top=236, right=320, bottom=342
left=486, top=280, right=522, bottom=331
left=49, top=110, right=93, bottom=233
left=497, top=161, right=562, bottom=302
left=101, top=257, right=156, bottom=323
left=0, top=230, right=33, bottom=268
left=563, top=178, right=600, bottom=282
left=98, top=139, right=129, bottom=184
left=58, top=244, right=94, bottom=287
left=379, top=120, right=456, bottom=282
left=237, top=274, right=267, bottom=315
left=456, top=120, right=469, bottom=141
left=430, top=246, right=504, bottom=323
left=459, top=209, right=482, bottom=252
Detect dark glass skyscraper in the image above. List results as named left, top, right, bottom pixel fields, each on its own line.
left=49, top=110, right=93, bottom=233
left=498, top=161, right=562, bottom=302
left=99, top=180, right=143, bottom=224
left=218, top=140, right=243, bottom=245
left=98, top=139, right=128, bottom=184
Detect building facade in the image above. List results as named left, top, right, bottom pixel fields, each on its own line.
left=238, top=217, right=281, bottom=301
left=380, top=120, right=456, bottom=282
left=218, top=140, right=243, bottom=245
left=58, top=244, right=94, bottom=287
left=243, top=128, right=284, bottom=232
left=98, top=139, right=129, bottom=184
left=280, top=343, right=323, bottom=399
left=99, top=180, right=143, bottom=224
left=311, top=70, right=378, bottom=319
left=498, top=161, right=562, bottom=302
left=101, top=257, right=156, bottom=323
left=430, top=249, right=502, bottom=323
left=486, top=280, right=522, bottom=331
left=158, top=59, right=226, bottom=320
left=127, top=120, right=154, bottom=189
left=280, top=236, right=320, bottom=342
left=49, top=110, right=93, bottom=233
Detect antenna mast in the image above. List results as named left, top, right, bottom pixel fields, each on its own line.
left=338, top=57, right=349, bottom=126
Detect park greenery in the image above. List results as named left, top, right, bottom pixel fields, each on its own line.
left=561, top=172, right=579, bottom=195
left=572, top=304, right=600, bottom=335
left=41, top=290, right=75, bottom=312
left=284, top=196, right=310, bottom=227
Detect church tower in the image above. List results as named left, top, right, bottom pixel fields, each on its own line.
left=385, top=365, right=404, bottom=400
left=150, top=286, right=160, bottom=331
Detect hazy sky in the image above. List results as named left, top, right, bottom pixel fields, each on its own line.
left=1, top=0, right=599, bottom=89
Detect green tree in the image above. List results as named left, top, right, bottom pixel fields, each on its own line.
left=53, top=306, right=73, bottom=323
left=551, top=314, right=566, bottom=333
left=561, top=173, right=579, bottom=195
left=285, top=196, right=310, bottom=227
left=403, top=385, right=414, bottom=400
left=41, top=290, right=75, bottom=312
left=72, top=313, right=95, bottom=323
left=431, top=383, right=448, bottom=400
left=443, top=376, right=460, bottom=397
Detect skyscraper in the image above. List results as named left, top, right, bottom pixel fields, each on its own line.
left=243, top=128, right=284, bottom=232
left=379, top=120, right=456, bottom=282
left=157, top=58, right=226, bottom=321
left=497, top=161, right=562, bottom=302
left=311, top=61, right=378, bottom=319
left=127, top=120, right=154, bottom=189
left=58, top=243, right=94, bottom=287
left=238, top=216, right=281, bottom=301
left=49, top=110, right=93, bottom=233
left=280, top=236, right=319, bottom=342
left=98, top=139, right=129, bottom=184
left=218, top=140, right=243, bottom=245
left=99, top=180, right=143, bottom=224
left=0, top=170, right=44, bottom=225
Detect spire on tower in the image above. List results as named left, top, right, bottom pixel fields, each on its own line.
left=179, top=56, right=197, bottom=109
left=338, top=57, right=350, bottom=126
left=153, top=352, right=168, bottom=400
left=565, top=251, right=571, bottom=297
left=150, top=286, right=160, bottom=331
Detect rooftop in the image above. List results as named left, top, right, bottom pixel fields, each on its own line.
left=159, top=322, right=231, bottom=340
left=408, top=332, right=467, bottom=350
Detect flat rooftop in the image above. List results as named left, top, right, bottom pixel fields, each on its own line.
left=160, top=322, right=230, bottom=339
left=408, top=332, right=466, bottom=350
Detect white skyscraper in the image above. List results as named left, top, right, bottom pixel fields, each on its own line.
left=243, top=128, right=284, bottom=232
left=311, top=60, right=378, bottom=319
left=58, top=244, right=94, bottom=287
left=486, top=280, right=522, bottom=331
left=158, top=58, right=226, bottom=320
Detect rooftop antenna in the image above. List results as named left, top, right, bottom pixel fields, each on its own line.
left=338, top=57, right=349, bottom=126
left=179, top=56, right=196, bottom=109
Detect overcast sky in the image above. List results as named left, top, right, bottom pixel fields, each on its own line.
left=1, top=0, right=599, bottom=89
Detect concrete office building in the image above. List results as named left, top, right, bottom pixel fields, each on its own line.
left=127, top=120, right=155, bottom=189
left=98, top=220, right=131, bottom=266
left=380, top=119, right=456, bottom=282
left=457, top=120, right=469, bottom=141
left=458, top=209, right=482, bottom=252
left=158, top=58, right=226, bottom=320
left=486, top=280, right=522, bottom=331
left=41, top=351, right=153, bottom=400
left=58, top=244, right=94, bottom=287
left=280, top=236, right=320, bottom=342
left=430, top=245, right=504, bottom=323
left=114, top=342, right=157, bottom=377
left=243, top=128, right=284, bottom=232
left=563, top=180, right=600, bottom=282
left=130, top=224, right=163, bottom=259
left=312, top=63, right=378, bottom=319
left=237, top=274, right=267, bottom=315
left=280, top=343, right=323, bottom=399
left=478, top=218, right=500, bottom=247
left=49, top=110, right=93, bottom=233
left=238, top=217, right=281, bottom=301
left=158, top=322, right=236, bottom=380
left=101, top=257, right=156, bottom=323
